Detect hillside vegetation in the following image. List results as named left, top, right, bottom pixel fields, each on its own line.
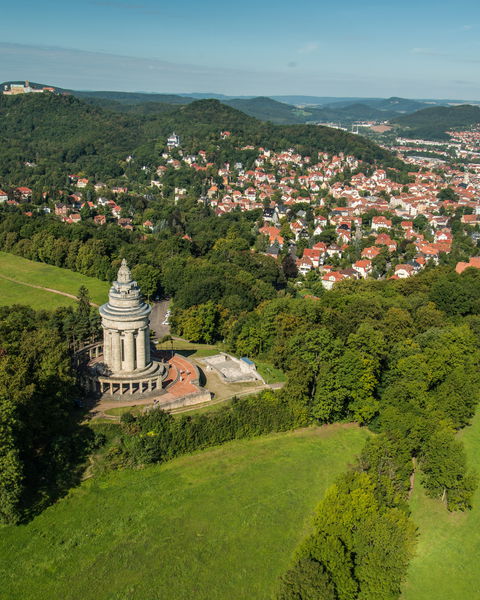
left=391, top=104, right=480, bottom=139
left=0, top=425, right=367, bottom=600
left=0, top=93, right=400, bottom=186
left=0, top=252, right=109, bottom=305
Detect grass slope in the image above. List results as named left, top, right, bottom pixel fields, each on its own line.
left=0, top=424, right=367, bottom=600
left=402, top=411, right=480, bottom=599
left=0, top=252, right=109, bottom=306
left=0, top=277, right=77, bottom=309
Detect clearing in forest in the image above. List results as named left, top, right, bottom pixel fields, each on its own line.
left=0, top=251, right=109, bottom=308
left=0, top=424, right=367, bottom=600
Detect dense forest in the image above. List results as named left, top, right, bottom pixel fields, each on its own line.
left=0, top=93, right=402, bottom=187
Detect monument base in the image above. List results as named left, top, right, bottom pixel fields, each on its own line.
left=76, top=341, right=168, bottom=399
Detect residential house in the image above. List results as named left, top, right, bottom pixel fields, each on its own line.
left=322, top=271, right=347, bottom=290
left=259, top=225, right=284, bottom=247
left=395, top=264, right=414, bottom=278
left=303, top=248, right=322, bottom=268
left=94, top=215, right=106, bottom=225
left=298, top=256, right=314, bottom=276
left=362, top=246, right=381, bottom=259
left=371, top=216, right=392, bottom=231
left=16, top=187, right=32, bottom=200
left=352, top=259, right=372, bottom=278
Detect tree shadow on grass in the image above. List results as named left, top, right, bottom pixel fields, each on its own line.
left=175, top=349, right=196, bottom=358
left=18, top=399, right=100, bottom=524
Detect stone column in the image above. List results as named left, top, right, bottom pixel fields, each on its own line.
left=103, top=330, right=111, bottom=365
left=145, top=329, right=151, bottom=365
left=111, top=330, right=121, bottom=372
left=136, top=328, right=146, bottom=369
left=125, top=330, right=135, bottom=371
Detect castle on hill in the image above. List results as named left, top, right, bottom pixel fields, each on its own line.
left=3, top=81, right=56, bottom=95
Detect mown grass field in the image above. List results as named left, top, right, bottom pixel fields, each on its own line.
left=402, top=410, right=480, bottom=599
left=0, top=251, right=109, bottom=307
left=0, top=424, right=367, bottom=600
left=0, top=276, right=77, bottom=309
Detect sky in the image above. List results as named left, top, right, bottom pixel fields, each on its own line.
left=1, top=0, right=480, bottom=99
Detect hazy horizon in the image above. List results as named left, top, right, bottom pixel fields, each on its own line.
left=1, top=0, right=480, bottom=100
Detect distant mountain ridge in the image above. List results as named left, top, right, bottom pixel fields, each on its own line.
left=0, top=93, right=400, bottom=187
left=2, top=81, right=479, bottom=131
left=390, top=104, right=480, bottom=140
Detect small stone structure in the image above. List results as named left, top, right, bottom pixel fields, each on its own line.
left=77, top=260, right=168, bottom=398
left=201, top=353, right=264, bottom=383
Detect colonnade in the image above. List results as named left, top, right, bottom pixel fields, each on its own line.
left=82, top=373, right=164, bottom=396
left=103, top=326, right=150, bottom=373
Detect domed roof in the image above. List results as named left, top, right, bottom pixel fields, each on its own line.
left=116, top=258, right=132, bottom=284
left=99, top=259, right=151, bottom=321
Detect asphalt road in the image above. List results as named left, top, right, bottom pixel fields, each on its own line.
left=150, top=300, right=171, bottom=340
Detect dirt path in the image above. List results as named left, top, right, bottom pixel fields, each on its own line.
left=0, top=273, right=99, bottom=306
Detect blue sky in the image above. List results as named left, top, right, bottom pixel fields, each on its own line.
left=1, top=0, right=479, bottom=99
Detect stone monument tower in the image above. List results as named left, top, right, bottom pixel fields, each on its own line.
left=79, top=259, right=167, bottom=397
left=100, top=259, right=152, bottom=374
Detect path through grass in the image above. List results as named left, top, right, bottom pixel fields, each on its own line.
left=0, top=251, right=109, bottom=306
left=0, top=424, right=367, bottom=600
left=0, top=276, right=77, bottom=309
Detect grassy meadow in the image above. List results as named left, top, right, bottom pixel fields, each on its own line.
left=402, top=410, right=480, bottom=599
left=0, top=424, right=367, bottom=600
left=0, top=276, right=77, bottom=309
left=0, top=251, right=109, bottom=307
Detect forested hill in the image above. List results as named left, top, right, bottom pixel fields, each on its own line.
left=0, top=93, right=400, bottom=185
left=224, top=97, right=402, bottom=125
left=73, top=90, right=191, bottom=105
left=391, top=104, right=480, bottom=140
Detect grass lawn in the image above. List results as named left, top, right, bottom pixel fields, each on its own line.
left=166, top=338, right=223, bottom=358
left=0, top=251, right=109, bottom=305
left=0, top=424, right=367, bottom=600
left=0, top=276, right=77, bottom=309
left=402, top=410, right=480, bottom=600
left=255, top=359, right=286, bottom=384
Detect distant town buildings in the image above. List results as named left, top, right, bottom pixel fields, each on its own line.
left=2, top=122, right=480, bottom=290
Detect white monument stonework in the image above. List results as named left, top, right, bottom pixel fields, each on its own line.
left=79, top=259, right=167, bottom=398
left=100, top=259, right=153, bottom=375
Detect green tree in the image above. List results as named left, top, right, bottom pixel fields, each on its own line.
left=420, top=428, right=478, bottom=510
left=132, top=263, right=161, bottom=300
